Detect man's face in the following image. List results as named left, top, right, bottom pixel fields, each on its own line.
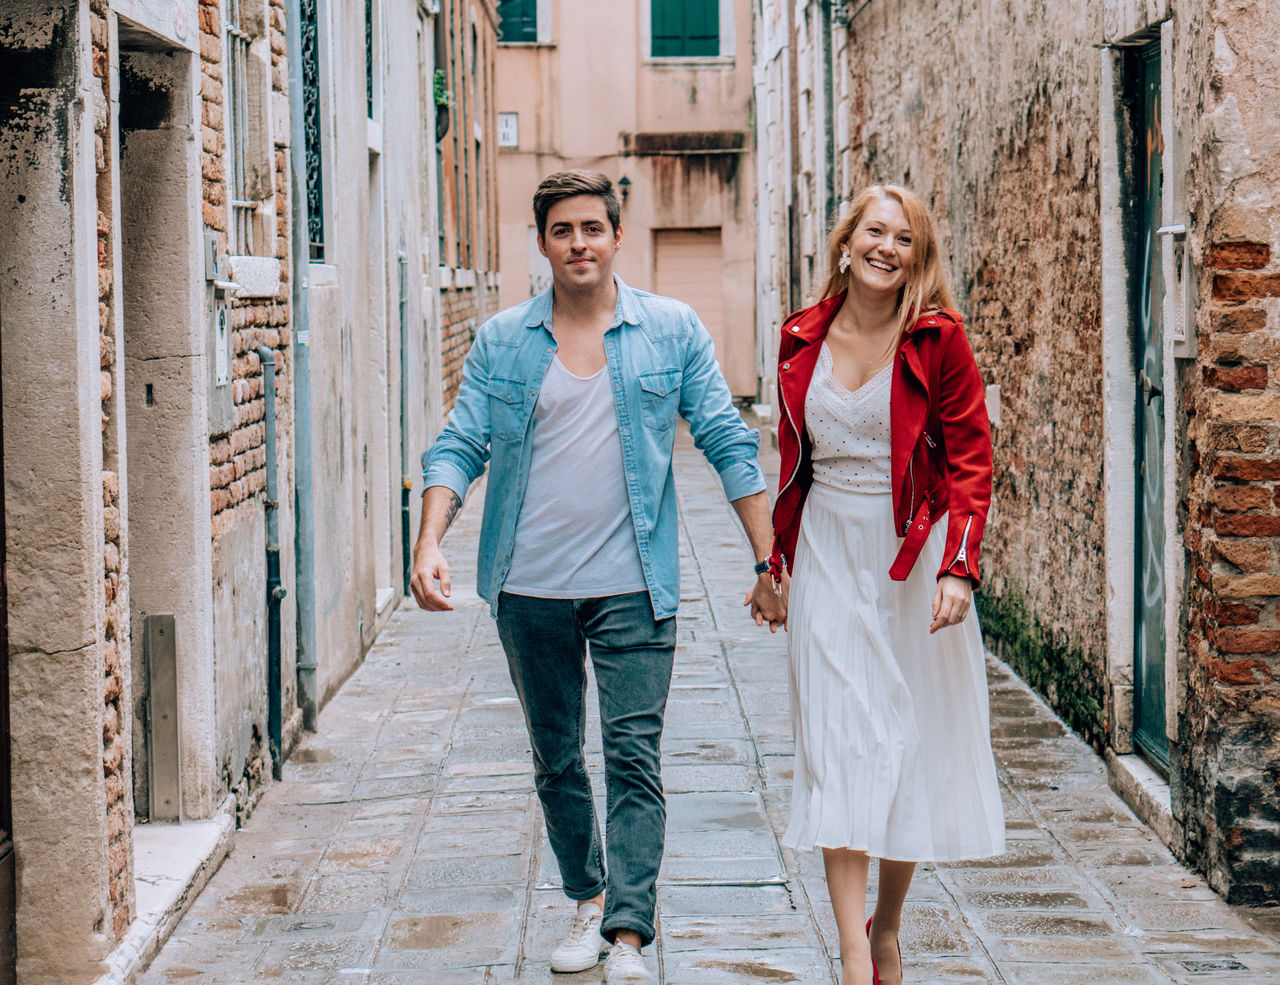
left=538, top=195, right=621, bottom=293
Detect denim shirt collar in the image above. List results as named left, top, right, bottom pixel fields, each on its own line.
left=522, top=275, right=646, bottom=333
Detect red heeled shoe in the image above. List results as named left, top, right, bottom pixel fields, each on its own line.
left=865, top=917, right=880, bottom=985
left=866, top=916, right=903, bottom=985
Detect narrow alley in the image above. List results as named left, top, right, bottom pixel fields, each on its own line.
left=137, top=429, right=1280, bottom=985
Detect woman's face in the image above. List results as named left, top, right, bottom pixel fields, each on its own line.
left=843, top=197, right=913, bottom=297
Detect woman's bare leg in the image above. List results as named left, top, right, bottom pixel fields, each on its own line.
left=869, top=859, right=915, bottom=985
left=823, top=848, right=875, bottom=985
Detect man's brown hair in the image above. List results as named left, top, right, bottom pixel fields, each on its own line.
left=532, top=170, right=621, bottom=239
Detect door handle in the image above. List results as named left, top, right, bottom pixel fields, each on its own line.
left=1139, top=369, right=1162, bottom=405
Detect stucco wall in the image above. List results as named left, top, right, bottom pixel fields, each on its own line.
left=494, top=0, right=758, bottom=396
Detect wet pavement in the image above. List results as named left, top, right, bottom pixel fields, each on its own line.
left=139, top=427, right=1280, bottom=984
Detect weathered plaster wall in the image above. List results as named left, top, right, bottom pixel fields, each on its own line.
left=1, top=0, right=117, bottom=976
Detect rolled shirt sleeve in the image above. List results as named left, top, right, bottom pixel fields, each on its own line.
left=677, top=309, right=767, bottom=501
left=421, top=325, right=496, bottom=498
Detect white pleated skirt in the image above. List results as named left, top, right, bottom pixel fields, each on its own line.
left=783, top=481, right=1006, bottom=861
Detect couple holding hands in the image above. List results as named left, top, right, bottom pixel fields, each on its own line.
left=411, top=170, right=1005, bottom=985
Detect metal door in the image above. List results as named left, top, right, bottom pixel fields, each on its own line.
left=1133, top=41, right=1169, bottom=772
left=654, top=228, right=752, bottom=395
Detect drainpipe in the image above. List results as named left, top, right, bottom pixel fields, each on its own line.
left=822, top=2, right=837, bottom=224
left=257, top=345, right=285, bottom=779
left=285, top=0, right=318, bottom=730
left=398, top=250, right=411, bottom=595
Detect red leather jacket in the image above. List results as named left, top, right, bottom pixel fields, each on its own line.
left=769, top=293, right=992, bottom=587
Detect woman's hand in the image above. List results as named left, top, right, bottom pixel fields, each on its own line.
left=744, top=567, right=790, bottom=632
left=930, top=574, right=972, bottom=634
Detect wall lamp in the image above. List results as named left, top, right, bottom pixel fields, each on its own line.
left=617, top=175, right=631, bottom=203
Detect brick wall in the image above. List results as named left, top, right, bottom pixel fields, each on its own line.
left=807, top=0, right=1280, bottom=902
left=199, top=0, right=290, bottom=806
left=827, top=1, right=1110, bottom=743
left=89, top=0, right=134, bottom=941
left=1182, top=247, right=1280, bottom=899
left=200, top=0, right=291, bottom=540
left=441, top=284, right=499, bottom=410
left=91, top=0, right=135, bottom=943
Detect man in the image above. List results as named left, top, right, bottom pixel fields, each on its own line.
left=411, top=170, right=783, bottom=984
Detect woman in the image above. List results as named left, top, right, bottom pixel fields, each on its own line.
left=768, top=185, right=1005, bottom=985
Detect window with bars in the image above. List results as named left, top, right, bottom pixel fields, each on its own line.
left=225, top=0, right=254, bottom=253
left=651, top=0, right=719, bottom=57
left=300, top=0, right=325, bottom=259
left=497, top=0, right=536, bottom=42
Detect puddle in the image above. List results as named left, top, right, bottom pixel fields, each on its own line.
left=390, top=913, right=495, bottom=949
left=290, top=747, right=335, bottom=764
left=692, top=960, right=800, bottom=982
left=227, top=883, right=295, bottom=912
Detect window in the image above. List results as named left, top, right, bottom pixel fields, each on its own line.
left=225, top=0, right=254, bottom=253
left=300, top=0, right=325, bottom=259
left=652, top=0, right=718, bottom=57
left=365, top=0, right=375, bottom=118
left=497, top=0, right=536, bottom=42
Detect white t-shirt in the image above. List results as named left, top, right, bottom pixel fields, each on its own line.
left=502, top=357, right=648, bottom=598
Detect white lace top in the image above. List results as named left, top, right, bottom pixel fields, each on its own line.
left=805, top=342, right=893, bottom=494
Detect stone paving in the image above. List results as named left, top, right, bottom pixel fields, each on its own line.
left=139, top=427, right=1280, bottom=984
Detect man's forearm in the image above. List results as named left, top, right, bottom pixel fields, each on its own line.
left=730, top=490, right=774, bottom=563
left=417, top=485, right=464, bottom=552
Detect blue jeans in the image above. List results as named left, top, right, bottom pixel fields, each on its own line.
left=496, top=590, right=676, bottom=946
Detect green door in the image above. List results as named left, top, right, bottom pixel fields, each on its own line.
left=1133, top=41, right=1169, bottom=772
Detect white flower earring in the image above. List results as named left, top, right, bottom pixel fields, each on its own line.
left=838, top=251, right=852, bottom=274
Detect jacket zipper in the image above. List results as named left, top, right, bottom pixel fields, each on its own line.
left=949, top=515, right=973, bottom=573
left=776, top=360, right=804, bottom=498
left=904, top=458, right=916, bottom=535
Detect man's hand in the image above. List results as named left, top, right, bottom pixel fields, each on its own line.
left=744, top=569, right=788, bottom=632
left=930, top=573, right=972, bottom=634
left=410, top=541, right=453, bottom=611
left=727, top=490, right=787, bottom=631
left=410, top=486, right=464, bottom=611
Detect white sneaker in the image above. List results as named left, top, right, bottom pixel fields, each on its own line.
left=549, top=901, right=609, bottom=973
left=604, top=940, right=654, bottom=984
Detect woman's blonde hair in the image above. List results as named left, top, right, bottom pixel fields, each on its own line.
left=820, top=184, right=954, bottom=335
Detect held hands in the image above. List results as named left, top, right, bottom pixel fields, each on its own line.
left=410, top=541, right=454, bottom=611
left=744, top=568, right=789, bottom=632
left=930, top=574, right=972, bottom=634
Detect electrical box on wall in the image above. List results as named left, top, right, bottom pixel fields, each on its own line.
left=206, top=230, right=235, bottom=436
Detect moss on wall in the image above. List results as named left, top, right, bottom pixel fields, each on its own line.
left=976, top=583, right=1107, bottom=749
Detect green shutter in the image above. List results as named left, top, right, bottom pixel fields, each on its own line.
left=652, top=0, right=718, bottom=57
left=498, top=0, right=537, bottom=42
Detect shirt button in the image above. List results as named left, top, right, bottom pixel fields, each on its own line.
left=782, top=362, right=790, bottom=370
left=791, top=325, right=800, bottom=332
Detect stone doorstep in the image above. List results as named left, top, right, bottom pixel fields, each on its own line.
left=1106, top=750, right=1179, bottom=850
left=93, top=799, right=237, bottom=985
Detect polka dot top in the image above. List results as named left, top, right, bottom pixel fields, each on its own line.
left=805, top=341, right=893, bottom=494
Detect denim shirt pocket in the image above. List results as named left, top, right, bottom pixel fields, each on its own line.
left=638, top=369, right=681, bottom=433
left=488, top=378, right=528, bottom=440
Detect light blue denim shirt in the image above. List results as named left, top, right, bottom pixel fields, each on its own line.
left=422, top=276, right=765, bottom=619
